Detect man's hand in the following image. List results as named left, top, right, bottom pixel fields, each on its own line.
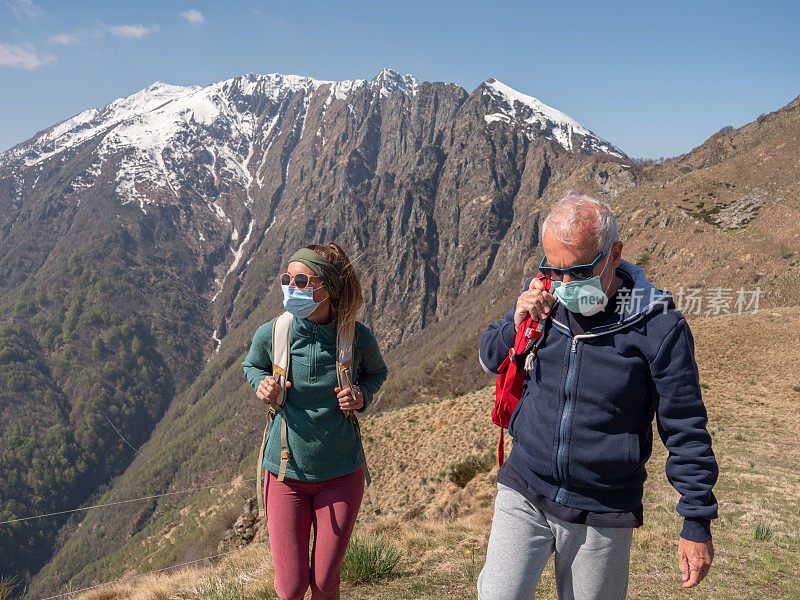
left=335, top=386, right=364, bottom=412
left=678, top=537, right=713, bottom=588
left=514, top=277, right=556, bottom=329
left=256, top=375, right=290, bottom=403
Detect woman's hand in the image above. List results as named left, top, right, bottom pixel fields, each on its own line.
left=514, top=277, right=556, bottom=330
left=256, top=376, right=291, bottom=403
left=335, top=385, right=364, bottom=412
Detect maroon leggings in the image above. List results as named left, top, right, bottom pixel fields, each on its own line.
left=265, top=467, right=364, bottom=600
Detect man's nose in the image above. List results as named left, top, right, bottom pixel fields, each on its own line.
left=563, top=275, right=575, bottom=284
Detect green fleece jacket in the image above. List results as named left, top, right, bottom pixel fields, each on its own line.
left=242, top=315, right=388, bottom=481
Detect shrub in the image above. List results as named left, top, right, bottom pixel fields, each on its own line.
left=448, top=454, right=492, bottom=488
left=341, top=533, right=402, bottom=584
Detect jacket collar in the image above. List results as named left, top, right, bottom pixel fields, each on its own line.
left=291, top=315, right=338, bottom=344
left=614, top=259, right=674, bottom=322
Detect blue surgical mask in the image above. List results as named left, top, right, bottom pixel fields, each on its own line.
left=282, top=285, right=326, bottom=318
left=551, top=253, right=612, bottom=316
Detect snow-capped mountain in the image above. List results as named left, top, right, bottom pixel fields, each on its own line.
left=0, top=67, right=624, bottom=342
left=0, top=70, right=616, bottom=216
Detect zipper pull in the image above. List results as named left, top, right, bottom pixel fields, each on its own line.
left=571, top=337, right=578, bottom=353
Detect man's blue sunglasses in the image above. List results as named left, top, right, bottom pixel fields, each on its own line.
left=538, top=252, right=605, bottom=281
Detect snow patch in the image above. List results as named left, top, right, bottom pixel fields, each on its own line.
left=328, top=79, right=367, bottom=102
left=210, top=217, right=254, bottom=306
left=484, top=113, right=512, bottom=125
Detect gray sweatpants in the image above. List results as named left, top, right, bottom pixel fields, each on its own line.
left=477, top=484, right=633, bottom=600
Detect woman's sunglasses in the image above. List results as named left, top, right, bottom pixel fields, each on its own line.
left=279, top=272, right=322, bottom=289
left=538, top=252, right=605, bottom=281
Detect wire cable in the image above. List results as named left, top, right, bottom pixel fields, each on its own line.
left=0, top=478, right=257, bottom=526
left=102, top=414, right=148, bottom=459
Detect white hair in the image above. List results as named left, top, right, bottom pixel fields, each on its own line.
left=541, top=193, right=620, bottom=253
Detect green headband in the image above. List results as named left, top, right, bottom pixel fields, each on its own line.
left=288, top=248, right=343, bottom=301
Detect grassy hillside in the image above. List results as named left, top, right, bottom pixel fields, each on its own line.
left=35, top=306, right=800, bottom=600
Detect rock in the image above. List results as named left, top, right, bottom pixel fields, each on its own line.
left=234, top=514, right=256, bottom=532
left=593, top=162, right=636, bottom=198
left=711, top=191, right=766, bottom=230
left=243, top=498, right=257, bottom=516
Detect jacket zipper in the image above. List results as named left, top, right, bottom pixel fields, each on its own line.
left=310, top=324, right=317, bottom=381
left=555, top=336, right=579, bottom=503
left=551, top=314, right=648, bottom=504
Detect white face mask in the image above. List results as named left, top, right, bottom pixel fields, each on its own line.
left=551, top=253, right=612, bottom=316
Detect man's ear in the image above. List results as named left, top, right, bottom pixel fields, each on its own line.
left=612, top=241, right=624, bottom=265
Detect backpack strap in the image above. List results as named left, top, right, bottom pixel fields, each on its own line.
left=271, top=312, right=292, bottom=483
left=337, top=328, right=381, bottom=515
left=256, top=311, right=292, bottom=519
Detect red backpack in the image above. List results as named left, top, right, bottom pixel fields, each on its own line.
left=492, top=277, right=552, bottom=467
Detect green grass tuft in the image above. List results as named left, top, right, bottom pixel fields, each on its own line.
left=754, top=520, right=774, bottom=541
left=197, top=576, right=275, bottom=599
left=341, top=533, right=402, bottom=584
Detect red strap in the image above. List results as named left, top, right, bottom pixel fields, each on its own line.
left=498, top=427, right=505, bottom=467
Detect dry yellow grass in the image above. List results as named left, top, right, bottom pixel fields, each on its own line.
left=66, top=544, right=276, bottom=600
left=71, top=307, right=800, bottom=600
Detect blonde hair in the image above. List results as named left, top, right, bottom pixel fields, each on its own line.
left=305, top=243, right=363, bottom=343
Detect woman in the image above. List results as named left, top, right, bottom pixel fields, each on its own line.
left=242, top=243, right=388, bottom=600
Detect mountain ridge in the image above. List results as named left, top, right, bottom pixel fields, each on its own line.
left=0, top=68, right=619, bottom=171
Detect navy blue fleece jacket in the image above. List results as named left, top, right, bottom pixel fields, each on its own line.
left=479, top=260, right=718, bottom=541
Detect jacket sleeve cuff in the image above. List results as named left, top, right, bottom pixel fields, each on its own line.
left=501, top=320, right=517, bottom=348
left=680, top=517, right=712, bottom=542
left=356, top=388, right=371, bottom=412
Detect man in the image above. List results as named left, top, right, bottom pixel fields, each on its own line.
left=477, top=193, right=718, bottom=600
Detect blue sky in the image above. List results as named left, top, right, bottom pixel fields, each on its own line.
left=1, top=0, right=798, bottom=158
